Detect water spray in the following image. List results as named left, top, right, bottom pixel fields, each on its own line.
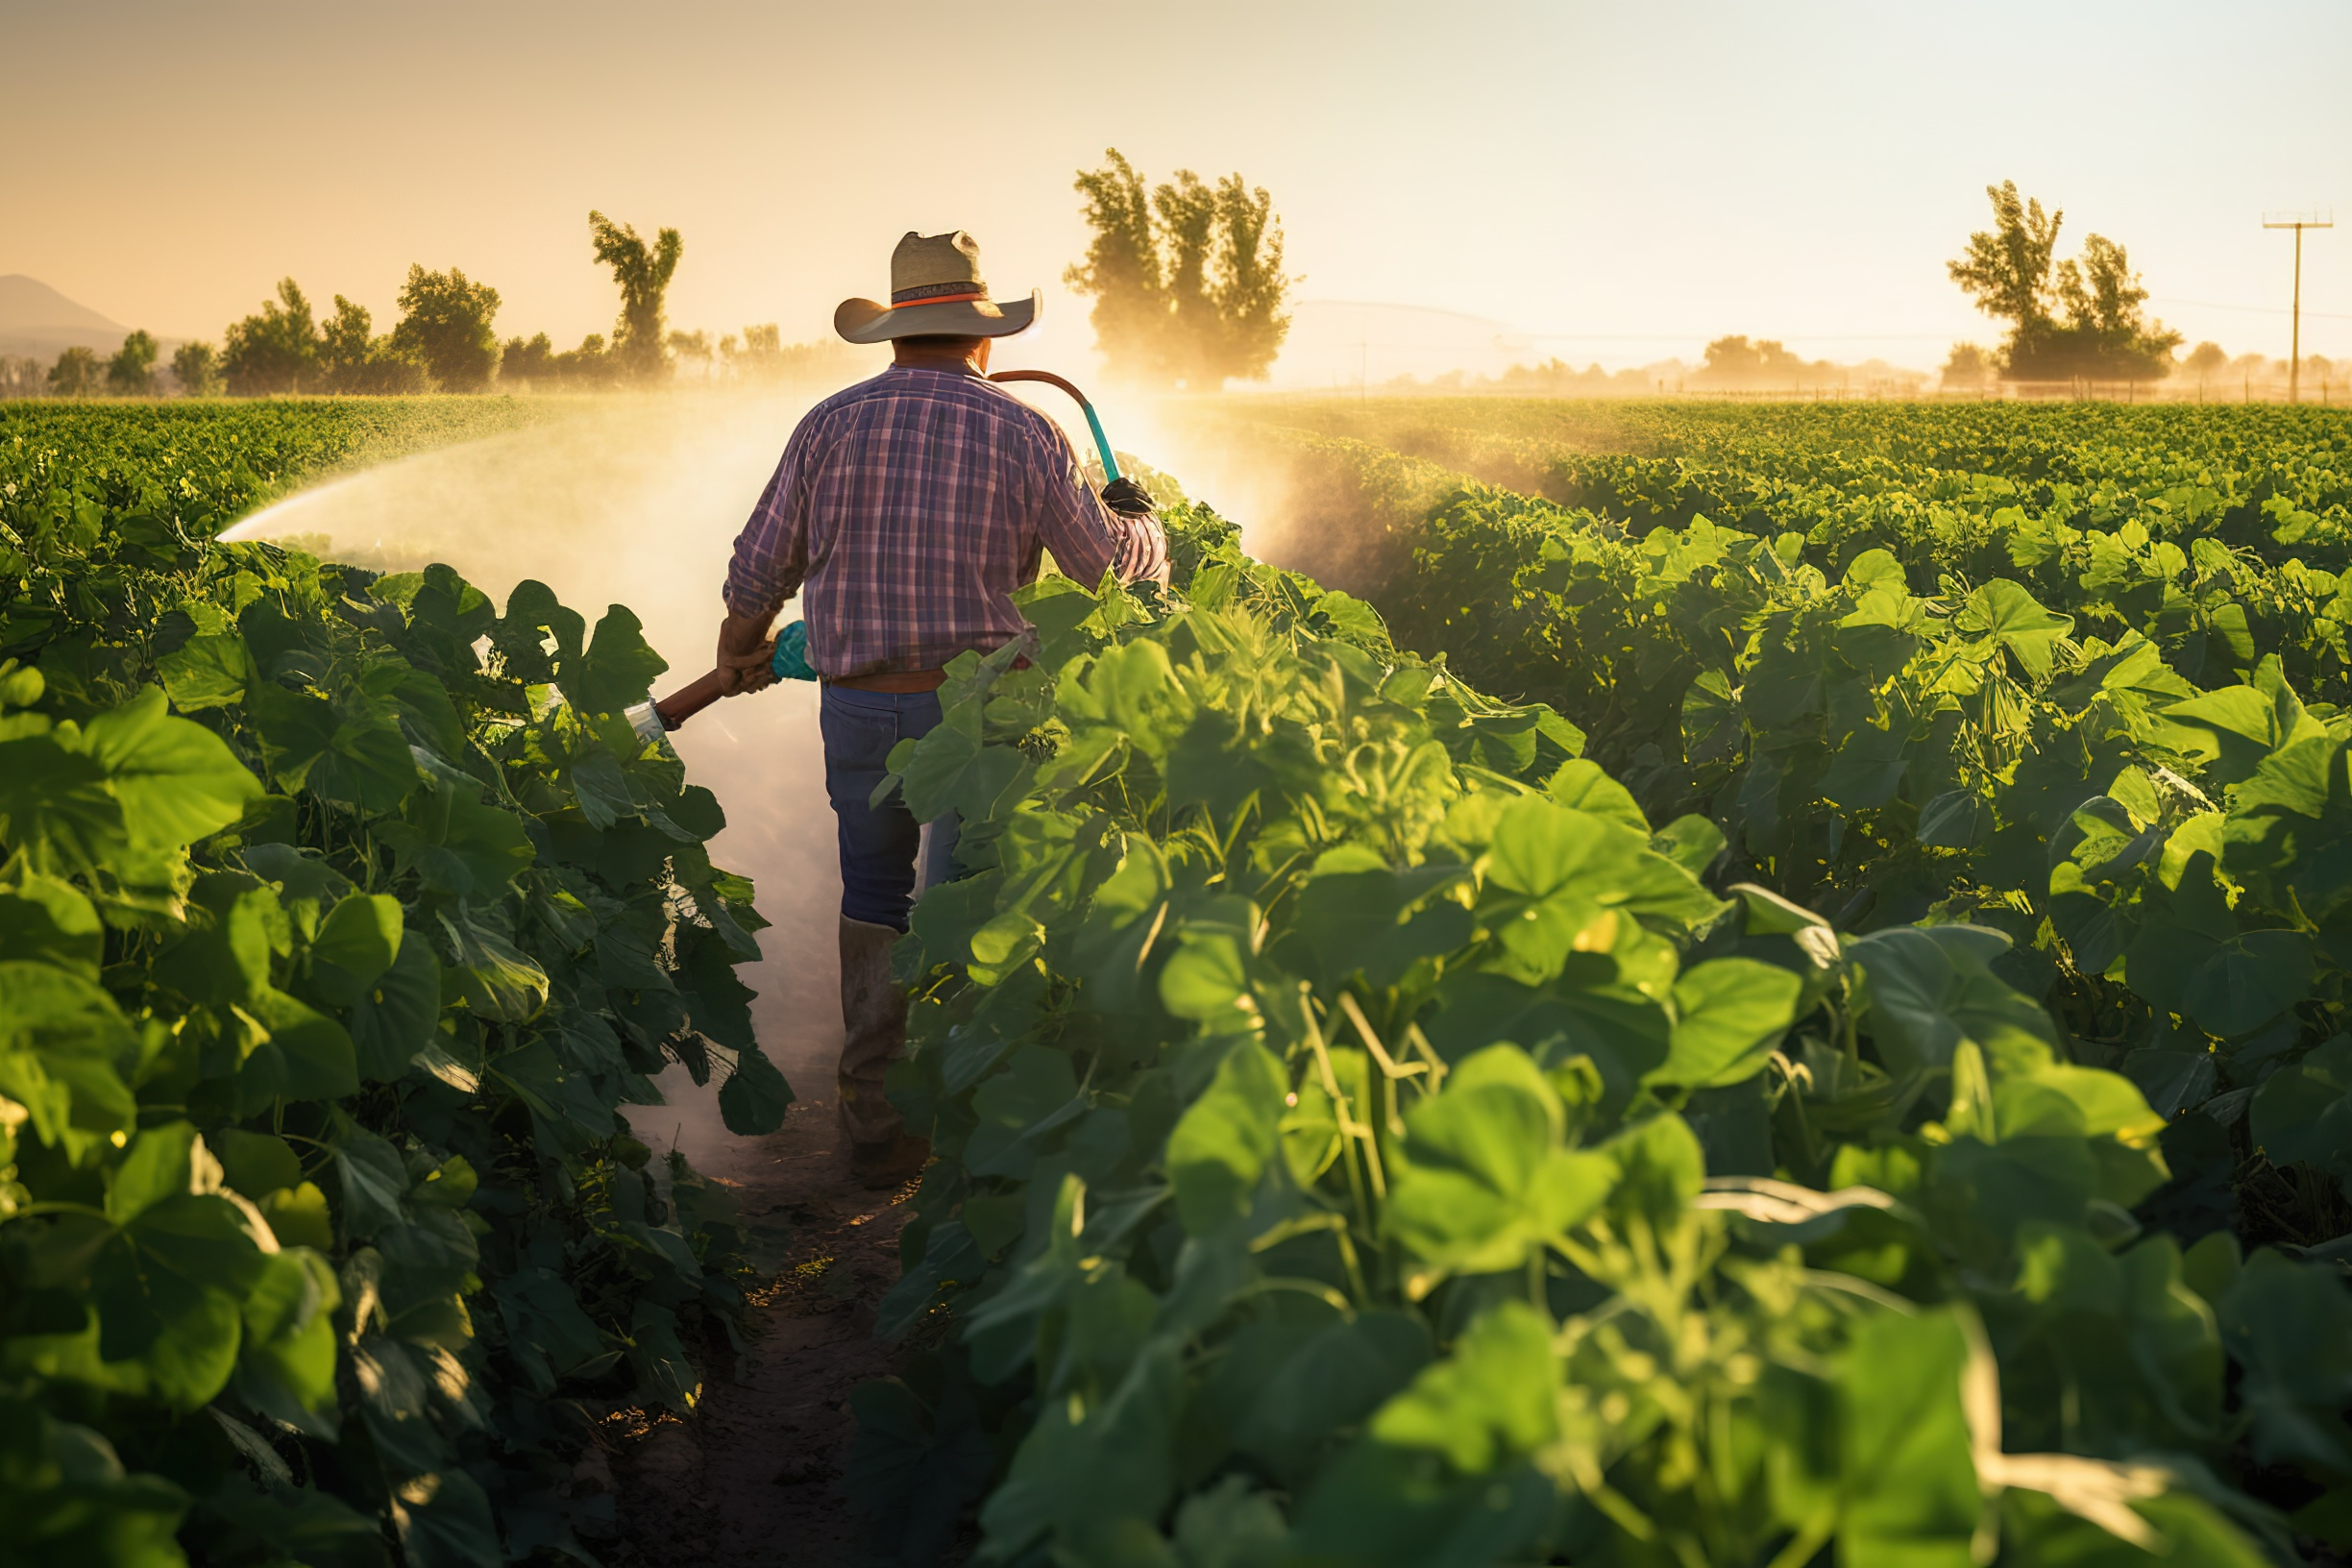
left=629, top=369, right=1123, bottom=740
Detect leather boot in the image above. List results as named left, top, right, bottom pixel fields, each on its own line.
left=838, top=916, right=930, bottom=1188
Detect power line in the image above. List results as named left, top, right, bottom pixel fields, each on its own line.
left=2154, top=295, right=2352, bottom=321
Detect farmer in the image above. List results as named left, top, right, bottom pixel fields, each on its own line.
left=714, top=231, right=1165, bottom=1188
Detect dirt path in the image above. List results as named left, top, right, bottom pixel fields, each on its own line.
left=600, top=1096, right=920, bottom=1567
left=577, top=684, right=930, bottom=1566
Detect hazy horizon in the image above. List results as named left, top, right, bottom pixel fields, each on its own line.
left=6, top=0, right=2348, bottom=381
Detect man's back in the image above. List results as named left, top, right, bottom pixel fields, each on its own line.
left=723, top=363, right=1164, bottom=679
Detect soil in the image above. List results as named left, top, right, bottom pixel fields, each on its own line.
left=598, top=1097, right=922, bottom=1568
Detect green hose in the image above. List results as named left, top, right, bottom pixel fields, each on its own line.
left=988, top=370, right=1121, bottom=483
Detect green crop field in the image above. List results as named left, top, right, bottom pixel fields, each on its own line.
left=12, top=395, right=2352, bottom=1566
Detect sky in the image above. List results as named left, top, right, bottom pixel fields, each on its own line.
left=6, top=0, right=2350, bottom=380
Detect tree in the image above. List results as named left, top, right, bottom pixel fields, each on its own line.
left=319, top=296, right=428, bottom=395
left=2051, top=233, right=2180, bottom=380
left=0, top=356, right=43, bottom=397
left=1948, top=182, right=2062, bottom=347
left=391, top=265, right=501, bottom=391
left=171, top=341, right=222, bottom=396
left=588, top=210, right=682, bottom=382
left=222, top=279, right=320, bottom=395
left=721, top=325, right=867, bottom=385
left=1948, top=183, right=2178, bottom=382
left=2183, top=341, right=2228, bottom=391
left=668, top=329, right=713, bottom=382
left=1205, top=173, right=1290, bottom=383
left=1697, top=335, right=1819, bottom=387
left=1941, top=343, right=1995, bottom=388
left=1065, top=149, right=1294, bottom=389
left=47, top=346, right=100, bottom=397
left=318, top=296, right=373, bottom=388
left=106, top=330, right=159, bottom=395
left=1066, top=152, right=1164, bottom=384
left=552, top=333, right=614, bottom=386
left=500, top=333, right=554, bottom=385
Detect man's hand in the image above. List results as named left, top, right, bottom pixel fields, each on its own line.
left=716, top=611, right=777, bottom=696
left=1100, top=476, right=1155, bottom=517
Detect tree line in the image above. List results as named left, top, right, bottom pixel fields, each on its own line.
left=13, top=159, right=1308, bottom=400
left=9, top=209, right=861, bottom=399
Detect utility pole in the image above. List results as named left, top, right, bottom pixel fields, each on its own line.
left=2264, top=210, right=2334, bottom=404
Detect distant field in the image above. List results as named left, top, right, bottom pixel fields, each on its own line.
left=0, top=395, right=587, bottom=543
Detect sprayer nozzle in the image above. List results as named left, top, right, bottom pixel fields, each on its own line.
left=625, top=699, right=668, bottom=745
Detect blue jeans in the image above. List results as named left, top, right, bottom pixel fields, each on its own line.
left=821, top=685, right=961, bottom=931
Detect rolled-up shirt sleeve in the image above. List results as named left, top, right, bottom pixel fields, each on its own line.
left=722, top=420, right=815, bottom=622
left=1027, top=421, right=1168, bottom=587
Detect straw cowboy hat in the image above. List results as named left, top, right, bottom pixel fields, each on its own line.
left=834, top=231, right=1040, bottom=345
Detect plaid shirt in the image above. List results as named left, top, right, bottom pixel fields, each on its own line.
left=722, top=365, right=1167, bottom=677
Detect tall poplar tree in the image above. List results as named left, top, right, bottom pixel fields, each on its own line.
left=589, top=210, right=683, bottom=383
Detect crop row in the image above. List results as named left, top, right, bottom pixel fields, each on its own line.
left=853, top=429, right=2340, bottom=1565
left=3, top=404, right=780, bottom=1566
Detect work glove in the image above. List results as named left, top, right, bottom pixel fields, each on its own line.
left=1100, top=476, right=1156, bottom=517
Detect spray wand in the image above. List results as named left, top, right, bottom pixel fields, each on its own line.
left=627, top=369, right=1122, bottom=740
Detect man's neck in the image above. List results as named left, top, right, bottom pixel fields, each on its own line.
left=893, top=343, right=988, bottom=376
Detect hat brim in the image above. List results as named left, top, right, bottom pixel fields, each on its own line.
left=835, top=288, right=1040, bottom=344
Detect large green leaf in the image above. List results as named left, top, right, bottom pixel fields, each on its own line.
left=492, top=577, right=584, bottom=683
left=2220, top=1249, right=2352, bottom=1475
left=0, top=873, right=104, bottom=978
left=379, top=772, right=536, bottom=898
left=234, top=1247, right=344, bottom=1433
left=348, top=930, right=444, bottom=1081
left=156, top=631, right=254, bottom=712
left=718, top=1043, right=795, bottom=1134
left=2251, top=1034, right=2352, bottom=1175
left=978, top=1341, right=1182, bottom=1556
left=1165, top=1039, right=1287, bottom=1234
left=0, top=732, right=126, bottom=875
left=1385, top=1044, right=1614, bottom=1283
left=0, top=1395, right=190, bottom=1566
left=1838, top=1309, right=1980, bottom=1566
left=1956, top=578, right=2073, bottom=681
left=80, top=687, right=263, bottom=850
left=244, top=683, right=415, bottom=811
left=492, top=1266, right=616, bottom=1395
left=1366, top=1299, right=1558, bottom=1472
left=438, top=906, right=549, bottom=1021
left=1848, top=925, right=2056, bottom=1081
left=1288, top=858, right=1474, bottom=992
left=1651, top=956, right=1801, bottom=1089
left=305, top=892, right=403, bottom=1008
left=233, top=988, right=360, bottom=1109
left=1481, top=796, right=1722, bottom=983
left=561, top=603, right=669, bottom=714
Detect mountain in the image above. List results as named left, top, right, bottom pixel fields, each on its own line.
left=0, top=275, right=135, bottom=360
